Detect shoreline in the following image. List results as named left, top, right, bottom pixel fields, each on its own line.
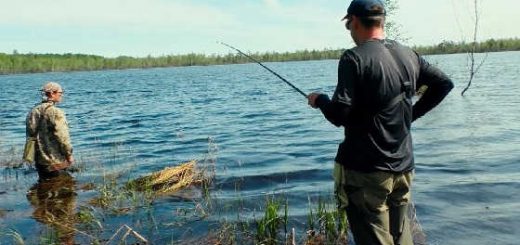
left=1, top=38, right=519, bottom=75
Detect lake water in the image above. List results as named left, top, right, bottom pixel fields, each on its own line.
left=1, top=51, right=519, bottom=244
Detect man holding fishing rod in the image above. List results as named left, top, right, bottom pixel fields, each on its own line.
left=307, top=0, right=453, bottom=244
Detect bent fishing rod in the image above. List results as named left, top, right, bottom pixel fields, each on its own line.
left=219, top=42, right=307, bottom=98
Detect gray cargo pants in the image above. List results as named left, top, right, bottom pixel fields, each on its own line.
left=334, top=163, right=414, bottom=245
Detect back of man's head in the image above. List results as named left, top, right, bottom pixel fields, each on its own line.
left=42, top=82, right=62, bottom=93
left=41, top=81, right=63, bottom=102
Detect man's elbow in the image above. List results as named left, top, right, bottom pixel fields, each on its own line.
left=444, top=79, right=455, bottom=93
left=446, top=79, right=455, bottom=91
left=433, top=78, right=454, bottom=97
left=330, top=119, right=344, bottom=128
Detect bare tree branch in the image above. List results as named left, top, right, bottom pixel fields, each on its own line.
left=462, top=0, right=486, bottom=96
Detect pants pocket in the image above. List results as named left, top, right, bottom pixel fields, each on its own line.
left=345, top=170, right=392, bottom=214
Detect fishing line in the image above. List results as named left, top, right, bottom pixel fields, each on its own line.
left=218, top=42, right=307, bottom=98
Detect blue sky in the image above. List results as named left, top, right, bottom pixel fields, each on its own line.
left=1, top=0, right=518, bottom=57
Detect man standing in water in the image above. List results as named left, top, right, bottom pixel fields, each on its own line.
left=26, top=82, right=74, bottom=179
left=308, top=0, right=453, bottom=244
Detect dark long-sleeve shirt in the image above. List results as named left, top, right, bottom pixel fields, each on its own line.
left=316, top=39, right=453, bottom=173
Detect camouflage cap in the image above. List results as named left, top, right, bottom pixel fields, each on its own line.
left=41, top=82, right=63, bottom=93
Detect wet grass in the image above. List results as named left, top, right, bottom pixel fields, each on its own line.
left=256, top=195, right=348, bottom=245
left=305, top=197, right=348, bottom=245
left=184, top=195, right=348, bottom=245
left=255, top=196, right=285, bottom=244
left=0, top=138, right=349, bottom=245
left=0, top=228, right=25, bottom=245
left=0, top=146, right=26, bottom=169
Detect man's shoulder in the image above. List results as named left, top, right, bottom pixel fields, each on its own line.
left=356, top=39, right=413, bottom=52
left=340, top=41, right=387, bottom=65
left=343, top=40, right=386, bottom=60
left=32, top=102, right=45, bottom=110
left=47, top=105, right=64, bottom=113
left=43, top=104, right=65, bottom=118
left=348, top=39, right=418, bottom=62
left=29, top=102, right=50, bottom=114
left=383, top=39, right=419, bottom=57
left=340, top=48, right=359, bottom=64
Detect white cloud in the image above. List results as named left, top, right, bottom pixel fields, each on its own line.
left=0, top=0, right=352, bottom=55
left=263, top=0, right=281, bottom=11
left=396, top=0, right=520, bottom=46
left=0, top=0, right=234, bottom=29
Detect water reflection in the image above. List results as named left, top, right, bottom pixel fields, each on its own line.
left=26, top=173, right=77, bottom=245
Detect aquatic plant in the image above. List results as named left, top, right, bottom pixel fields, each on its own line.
left=253, top=195, right=298, bottom=245
left=106, top=224, right=148, bottom=244
left=1, top=136, right=354, bottom=244
left=1, top=228, right=25, bottom=245
left=0, top=146, right=24, bottom=169
left=76, top=206, right=103, bottom=231
left=126, top=160, right=201, bottom=194
left=255, top=196, right=286, bottom=244
left=305, top=197, right=348, bottom=245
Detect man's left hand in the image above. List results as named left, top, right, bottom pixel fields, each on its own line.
left=50, top=161, right=71, bottom=172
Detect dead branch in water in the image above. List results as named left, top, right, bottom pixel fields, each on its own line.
left=461, top=0, right=488, bottom=96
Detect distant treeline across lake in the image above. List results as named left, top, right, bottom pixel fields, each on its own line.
left=1, top=38, right=519, bottom=75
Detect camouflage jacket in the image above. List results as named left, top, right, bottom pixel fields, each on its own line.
left=26, top=101, right=73, bottom=169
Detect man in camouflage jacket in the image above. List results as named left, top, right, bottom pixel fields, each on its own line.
left=26, top=82, right=74, bottom=179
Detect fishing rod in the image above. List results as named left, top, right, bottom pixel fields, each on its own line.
left=218, top=42, right=308, bottom=98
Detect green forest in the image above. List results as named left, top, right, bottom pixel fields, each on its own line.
left=1, top=38, right=519, bottom=75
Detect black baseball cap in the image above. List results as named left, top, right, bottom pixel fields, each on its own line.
left=342, top=0, right=386, bottom=20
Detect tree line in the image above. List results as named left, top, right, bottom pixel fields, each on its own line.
left=1, top=38, right=519, bottom=75
left=0, top=49, right=341, bottom=75
left=413, top=38, right=520, bottom=55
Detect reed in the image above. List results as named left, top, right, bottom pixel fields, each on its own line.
left=305, top=197, right=348, bottom=245
left=0, top=136, right=355, bottom=244
left=126, top=160, right=200, bottom=194
left=0, top=146, right=24, bottom=169
left=255, top=196, right=285, bottom=244
left=1, top=228, right=25, bottom=245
